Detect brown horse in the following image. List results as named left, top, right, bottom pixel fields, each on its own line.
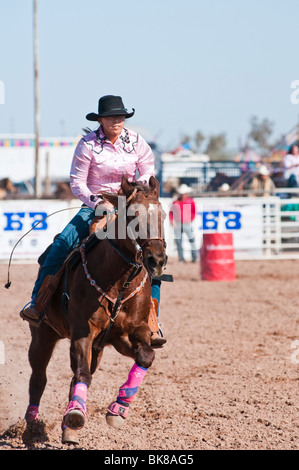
left=24, top=175, right=167, bottom=445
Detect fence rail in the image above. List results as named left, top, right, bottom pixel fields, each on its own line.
left=232, top=196, right=299, bottom=259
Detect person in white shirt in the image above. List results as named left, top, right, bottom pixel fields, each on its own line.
left=283, top=144, right=299, bottom=187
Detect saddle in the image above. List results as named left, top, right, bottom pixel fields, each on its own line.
left=35, top=215, right=108, bottom=312
left=35, top=231, right=100, bottom=313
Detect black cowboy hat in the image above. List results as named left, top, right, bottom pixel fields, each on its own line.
left=86, top=95, right=135, bottom=121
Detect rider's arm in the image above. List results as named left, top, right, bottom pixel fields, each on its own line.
left=70, top=139, right=98, bottom=209
left=136, top=136, right=155, bottom=182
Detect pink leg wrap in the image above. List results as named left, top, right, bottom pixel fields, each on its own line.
left=107, top=401, right=130, bottom=418
left=118, top=363, right=148, bottom=403
left=25, top=405, right=39, bottom=423
left=64, top=382, right=87, bottom=419
left=107, top=363, right=148, bottom=419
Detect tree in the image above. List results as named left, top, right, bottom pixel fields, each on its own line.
left=194, top=131, right=205, bottom=152
left=248, top=116, right=275, bottom=156
left=205, top=133, right=227, bottom=156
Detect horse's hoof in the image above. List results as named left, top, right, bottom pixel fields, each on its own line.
left=62, top=426, right=80, bottom=445
left=106, top=411, right=126, bottom=428
left=63, top=409, right=85, bottom=430
left=25, top=405, right=39, bottom=423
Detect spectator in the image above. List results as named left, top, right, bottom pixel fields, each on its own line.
left=169, top=184, right=197, bottom=263
left=249, top=165, right=275, bottom=197
left=283, top=144, right=299, bottom=187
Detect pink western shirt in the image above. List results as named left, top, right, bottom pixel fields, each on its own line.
left=70, top=126, right=155, bottom=209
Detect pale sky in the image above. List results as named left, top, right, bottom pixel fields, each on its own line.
left=1, top=0, right=299, bottom=151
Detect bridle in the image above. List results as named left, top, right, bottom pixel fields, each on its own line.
left=137, top=236, right=166, bottom=250
left=125, top=188, right=166, bottom=253
left=103, top=187, right=166, bottom=259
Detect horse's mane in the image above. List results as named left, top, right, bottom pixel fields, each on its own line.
left=119, top=180, right=153, bottom=195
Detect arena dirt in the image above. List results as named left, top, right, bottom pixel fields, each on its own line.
left=0, top=258, right=298, bottom=450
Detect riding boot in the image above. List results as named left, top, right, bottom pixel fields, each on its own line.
left=20, top=274, right=57, bottom=327
left=148, top=298, right=167, bottom=347
left=20, top=300, right=43, bottom=327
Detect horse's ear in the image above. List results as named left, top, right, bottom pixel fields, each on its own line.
left=149, top=176, right=159, bottom=196
left=121, top=175, right=133, bottom=196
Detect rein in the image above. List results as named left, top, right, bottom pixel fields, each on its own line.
left=79, top=241, right=147, bottom=308
left=80, top=240, right=147, bottom=351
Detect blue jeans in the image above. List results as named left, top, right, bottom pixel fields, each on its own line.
left=174, top=222, right=197, bottom=262
left=151, top=278, right=161, bottom=316
left=288, top=174, right=298, bottom=188
left=32, top=206, right=95, bottom=298
left=32, top=205, right=161, bottom=303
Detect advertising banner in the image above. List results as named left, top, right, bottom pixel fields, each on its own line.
left=197, top=198, right=263, bottom=255
left=163, top=197, right=263, bottom=260
left=0, top=200, right=80, bottom=261
left=0, top=198, right=263, bottom=262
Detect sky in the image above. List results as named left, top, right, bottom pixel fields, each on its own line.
left=1, top=0, right=299, bottom=152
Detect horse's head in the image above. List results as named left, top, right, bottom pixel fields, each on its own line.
left=98, top=175, right=167, bottom=276
left=120, top=175, right=168, bottom=277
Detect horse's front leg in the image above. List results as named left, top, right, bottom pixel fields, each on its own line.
left=106, top=322, right=155, bottom=428
left=62, top=332, right=93, bottom=431
left=25, top=323, right=60, bottom=423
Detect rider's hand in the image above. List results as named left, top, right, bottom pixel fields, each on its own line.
left=95, top=200, right=115, bottom=216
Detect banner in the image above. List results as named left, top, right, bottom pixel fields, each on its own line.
left=0, top=200, right=80, bottom=261
left=197, top=199, right=263, bottom=255
left=163, top=197, right=264, bottom=260
left=0, top=198, right=264, bottom=261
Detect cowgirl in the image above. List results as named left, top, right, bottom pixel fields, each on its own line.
left=21, top=95, right=165, bottom=345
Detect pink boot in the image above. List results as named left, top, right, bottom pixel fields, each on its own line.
left=62, top=382, right=87, bottom=430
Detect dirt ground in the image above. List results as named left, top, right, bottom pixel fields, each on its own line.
left=0, top=257, right=298, bottom=451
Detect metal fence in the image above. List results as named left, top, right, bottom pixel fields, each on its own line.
left=163, top=194, right=299, bottom=261
left=262, top=196, right=299, bottom=259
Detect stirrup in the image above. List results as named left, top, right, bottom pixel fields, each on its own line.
left=151, top=323, right=167, bottom=347
left=20, top=302, right=45, bottom=327
left=149, top=298, right=167, bottom=347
